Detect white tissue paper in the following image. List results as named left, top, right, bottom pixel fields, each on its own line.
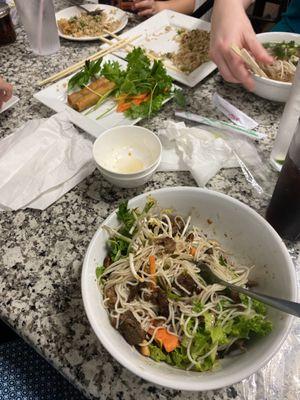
left=158, top=121, right=262, bottom=187
left=0, top=112, right=95, bottom=211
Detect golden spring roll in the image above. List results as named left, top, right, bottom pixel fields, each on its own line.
left=71, top=79, right=115, bottom=112
left=68, top=78, right=111, bottom=108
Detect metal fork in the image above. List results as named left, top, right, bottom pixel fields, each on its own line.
left=198, top=261, right=300, bottom=317
left=69, top=1, right=103, bottom=16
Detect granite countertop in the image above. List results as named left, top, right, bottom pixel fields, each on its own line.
left=1, top=1, right=299, bottom=399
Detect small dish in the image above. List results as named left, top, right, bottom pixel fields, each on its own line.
left=93, top=125, right=162, bottom=179
left=100, top=162, right=158, bottom=188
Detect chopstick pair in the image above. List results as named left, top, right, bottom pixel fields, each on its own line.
left=231, top=44, right=268, bottom=78
left=38, top=34, right=141, bottom=86
left=101, top=29, right=181, bottom=73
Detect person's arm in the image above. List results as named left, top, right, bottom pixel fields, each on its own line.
left=133, top=0, right=195, bottom=17
left=0, top=77, right=13, bottom=109
left=209, top=0, right=273, bottom=90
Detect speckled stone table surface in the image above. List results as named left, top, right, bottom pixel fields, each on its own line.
left=1, top=1, right=299, bottom=399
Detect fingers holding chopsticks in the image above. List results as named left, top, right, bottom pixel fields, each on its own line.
left=210, top=0, right=273, bottom=91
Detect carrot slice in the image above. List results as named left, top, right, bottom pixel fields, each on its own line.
left=149, top=255, right=156, bottom=287
left=117, top=102, right=131, bottom=113
left=132, top=94, right=150, bottom=106
left=190, top=247, right=197, bottom=256
left=155, top=328, right=179, bottom=353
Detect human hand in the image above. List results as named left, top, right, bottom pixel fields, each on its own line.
left=133, top=0, right=159, bottom=17
left=0, top=77, right=13, bottom=109
left=209, top=0, right=273, bottom=91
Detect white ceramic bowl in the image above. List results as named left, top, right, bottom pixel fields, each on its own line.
left=100, top=162, right=158, bottom=188
left=93, top=126, right=162, bottom=183
left=253, top=32, right=300, bottom=102
left=82, top=187, right=297, bottom=391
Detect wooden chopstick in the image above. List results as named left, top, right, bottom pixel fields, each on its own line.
left=102, top=29, right=181, bottom=73
left=231, top=44, right=268, bottom=78
left=38, top=34, right=141, bottom=86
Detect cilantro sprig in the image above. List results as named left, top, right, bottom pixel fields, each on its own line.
left=68, top=58, right=102, bottom=91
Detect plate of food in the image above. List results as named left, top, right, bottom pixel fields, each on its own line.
left=34, top=48, right=177, bottom=138
left=82, top=187, right=296, bottom=390
left=56, top=3, right=128, bottom=41
left=101, top=10, right=216, bottom=87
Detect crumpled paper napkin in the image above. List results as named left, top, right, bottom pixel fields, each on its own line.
left=0, top=112, right=95, bottom=211
left=158, top=121, right=261, bottom=187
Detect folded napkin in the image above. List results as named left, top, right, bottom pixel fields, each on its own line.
left=0, top=112, right=95, bottom=211
left=158, top=121, right=261, bottom=187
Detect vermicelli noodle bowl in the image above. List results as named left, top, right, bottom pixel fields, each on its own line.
left=97, top=197, right=272, bottom=372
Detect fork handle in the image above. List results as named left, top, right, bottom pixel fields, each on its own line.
left=223, top=281, right=300, bottom=318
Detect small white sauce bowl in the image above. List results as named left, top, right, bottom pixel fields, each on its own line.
left=100, top=162, right=158, bottom=188
left=93, top=126, right=162, bottom=183
left=253, top=32, right=300, bottom=102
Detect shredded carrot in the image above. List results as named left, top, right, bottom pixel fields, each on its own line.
left=149, top=255, right=156, bottom=287
left=132, top=95, right=149, bottom=106
left=116, top=102, right=131, bottom=112
left=190, top=247, right=197, bottom=256
left=132, top=92, right=148, bottom=100
left=154, top=328, right=179, bottom=353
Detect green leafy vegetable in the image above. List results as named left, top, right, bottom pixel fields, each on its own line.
left=68, top=58, right=102, bottom=91
left=117, top=201, right=136, bottom=234
left=263, top=40, right=300, bottom=61
left=107, top=237, right=129, bottom=262
left=101, top=60, right=125, bottom=87
left=229, top=315, right=272, bottom=338
left=101, top=47, right=173, bottom=119
left=96, top=265, right=105, bottom=279
left=192, top=301, right=203, bottom=312
left=239, top=294, right=267, bottom=315
left=219, top=255, right=227, bottom=266
left=167, top=291, right=182, bottom=301
left=149, top=344, right=169, bottom=362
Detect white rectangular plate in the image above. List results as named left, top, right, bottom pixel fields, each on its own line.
left=34, top=54, right=174, bottom=138
left=0, top=95, right=19, bottom=114
left=102, top=10, right=216, bottom=87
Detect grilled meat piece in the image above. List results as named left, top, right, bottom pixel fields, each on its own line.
left=155, top=237, right=176, bottom=254
left=149, top=288, right=169, bottom=317
left=118, top=311, right=145, bottom=346
left=105, top=286, right=117, bottom=309
left=128, top=282, right=147, bottom=302
left=103, top=255, right=112, bottom=269
left=186, top=232, right=194, bottom=242
left=176, top=273, right=198, bottom=295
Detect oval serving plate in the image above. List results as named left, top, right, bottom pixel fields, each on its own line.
left=55, top=4, right=128, bottom=42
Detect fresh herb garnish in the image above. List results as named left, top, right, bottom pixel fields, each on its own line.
left=100, top=47, right=173, bottom=119
left=263, top=40, right=300, bottom=61
left=68, top=58, right=102, bottom=91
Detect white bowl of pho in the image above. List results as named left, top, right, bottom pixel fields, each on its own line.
left=252, top=32, right=300, bottom=102
left=82, top=187, right=296, bottom=390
